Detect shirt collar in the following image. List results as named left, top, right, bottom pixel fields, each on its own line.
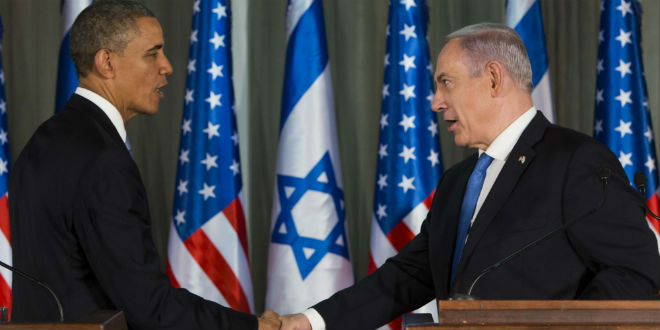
left=74, top=87, right=127, bottom=143
left=479, top=107, right=537, bottom=161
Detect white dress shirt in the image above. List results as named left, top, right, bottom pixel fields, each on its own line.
left=469, top=107, right=537, bottom=228
left=304, top=107, right=537, bottom=330
left=74, top=87, right=127, bottom=143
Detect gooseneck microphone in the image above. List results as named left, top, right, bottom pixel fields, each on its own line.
left=451, top=167, right=611, bottom=300
left=633, top=171, right=660, bottom=221
left=0, top=259, right=64, bottom=322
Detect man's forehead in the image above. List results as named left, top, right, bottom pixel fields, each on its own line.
left=438, top=40, right=462, bottom=59
left=130, top=17, right=164, bottom=47
left=435, top=42, right=464, bottom=70
left=132, top=17, right=161, bottom=35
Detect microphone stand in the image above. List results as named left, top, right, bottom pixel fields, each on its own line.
left=633, top=171, right=660, bottom=221
left=0, top=259, right=63, bottom=322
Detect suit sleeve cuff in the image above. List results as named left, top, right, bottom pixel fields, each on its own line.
left=303, top=308, right=326, bottom=330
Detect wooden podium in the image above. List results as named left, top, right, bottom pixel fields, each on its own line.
left=404, top=300, right=660, bottom=329
left=0, top=310, right=127, bottom=330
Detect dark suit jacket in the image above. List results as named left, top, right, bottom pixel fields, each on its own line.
left=314, top=112, right=660, bottom=329
left=9, top=94, right=257, bottom=329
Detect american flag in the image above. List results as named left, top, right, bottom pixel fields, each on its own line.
left=368, top=0, right=441, bottom=328
left=0, top=15, right=11, bottom=318
left=55, top=0, right=91, bottom=112
left=506, top=0, right=555, bottom=123
left=594, top=0, right=660, bottom=248
left=265, top=0, right=354, bottom=315
left=166, top=0, right=253, bottom=313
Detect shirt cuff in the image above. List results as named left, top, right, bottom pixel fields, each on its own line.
left=302, top=308, right=326, bottom=330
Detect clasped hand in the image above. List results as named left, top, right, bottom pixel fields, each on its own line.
left=258, top=311, right=311, bottom=330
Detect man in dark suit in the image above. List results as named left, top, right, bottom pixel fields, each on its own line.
left=9, top=1, right=280, bottom=329
left=280, top=23, right=660, bottom=329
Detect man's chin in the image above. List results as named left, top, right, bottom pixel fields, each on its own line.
left=138, top=106, right=160, bottom=116
left=453, top=136, right=468, bottom=148
left=126, top=107, right=159, bottom=121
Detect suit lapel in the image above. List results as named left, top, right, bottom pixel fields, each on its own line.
left=454, top=112, right=550, bottom=281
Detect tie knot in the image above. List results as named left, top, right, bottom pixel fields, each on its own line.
left=475, top=153, right=493, bottom=172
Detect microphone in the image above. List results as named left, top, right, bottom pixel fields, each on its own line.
left=0, top=259, right=64, bottom=322
left=633, top=171, right=660, bottom=221
left=451, top=167, right=611, bottom=300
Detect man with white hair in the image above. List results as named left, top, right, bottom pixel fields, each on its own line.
left=279, top=22, right=660, bottom=330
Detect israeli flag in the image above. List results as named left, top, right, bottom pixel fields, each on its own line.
left=55, top=0, right=92, bottom=112
left=507, top=0, right=555, bottom=122
left=265, top=0, right=354, bottom=314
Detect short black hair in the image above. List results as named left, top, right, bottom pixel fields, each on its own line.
left=69, top=0, right=155, bottom=77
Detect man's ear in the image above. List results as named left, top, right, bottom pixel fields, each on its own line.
left=485, top=60, right=504, bottom=96
left=93, top=49, right=115, bottom=79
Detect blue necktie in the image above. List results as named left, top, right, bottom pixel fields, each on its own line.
left=125, top=138, right=134, bottom=159
left=450, top=153, right=493, bottom=283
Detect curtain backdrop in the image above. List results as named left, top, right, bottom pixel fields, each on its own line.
left=0, top=0, right=657, bottom=313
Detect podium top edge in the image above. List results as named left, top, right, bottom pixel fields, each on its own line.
left=437, top=300, right=660, bottom=311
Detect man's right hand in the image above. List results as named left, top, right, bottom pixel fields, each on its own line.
left=279, top=313, right=312, bottom=330
left=258, top=310, right=282, bottom=330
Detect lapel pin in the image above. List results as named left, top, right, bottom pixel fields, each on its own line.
left=517, top=155, right=526, bottom=164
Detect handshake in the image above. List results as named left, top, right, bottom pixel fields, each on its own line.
left=258, top=310, right=312, bottom=330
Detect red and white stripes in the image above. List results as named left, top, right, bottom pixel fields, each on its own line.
left=167, top=196, right=253, bottom=313
left=646, top=192, right=660, bottom=252
left=0, top=195, right=11, bottom=317
left=368, top=192, right=436, bottom=330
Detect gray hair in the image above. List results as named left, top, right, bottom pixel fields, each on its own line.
left=446, top=23, right=533, bottom=92
left=70, top=0, right=155, bottom=77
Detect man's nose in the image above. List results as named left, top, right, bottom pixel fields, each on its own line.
left=161, top=55, right=173, bottom=76
left=431, top=90, right=446, bottom=113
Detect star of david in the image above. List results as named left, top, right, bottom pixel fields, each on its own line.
left=271, top=152, right=349, bottom=280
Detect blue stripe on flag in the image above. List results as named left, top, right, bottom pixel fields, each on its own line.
left=55, top=32, right=79, bottom=112
left=513, top=0, right=548, bottom=88
left=280, top=0, right=328, bottom=129
left=266, top=0, right=353, bottom=314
